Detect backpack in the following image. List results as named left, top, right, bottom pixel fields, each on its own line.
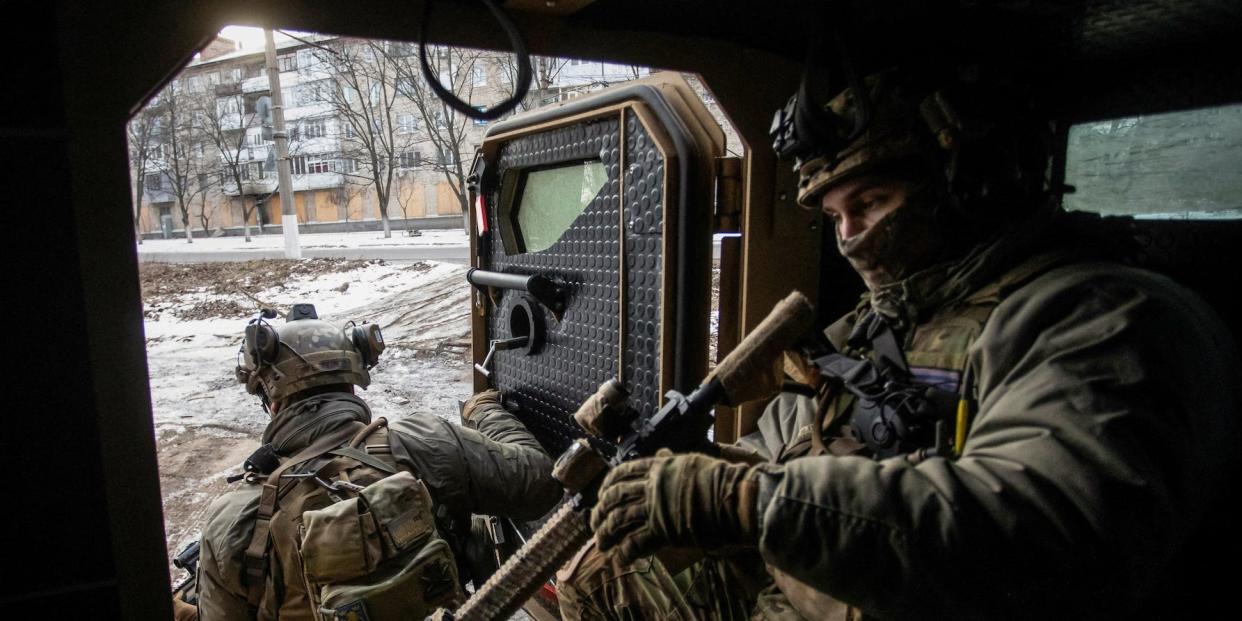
left=242, top=418, right=464, bottom=620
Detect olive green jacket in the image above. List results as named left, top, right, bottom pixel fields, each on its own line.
left=196, top=393, right=562, bottom=620
left=750, top=214, right=1241, bottom=619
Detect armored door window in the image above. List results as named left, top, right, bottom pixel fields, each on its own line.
left=505, top=161, right=608, bottom=253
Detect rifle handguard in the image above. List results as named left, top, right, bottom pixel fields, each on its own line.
left=709, top=291, right=815, bottom=405
left=445, top=501, right=593, bottom=621
left=572, top=378, right=631, bottom=438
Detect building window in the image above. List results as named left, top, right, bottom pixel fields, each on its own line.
left=249, top=131, right=265, bottom=146
left=397, top=114, right=417, bottom=134
left=308, top=159, right=335, bottom=174
left=291, top=155, right=307, bottom=175
left=343, top=122, right=355, bottom=139
left=296, top=49, right=317, bottom=71
left=437, top=146, right=456, bottom=166
left=399, top=151, right=422, bottom=168
left=145, top=173, right=162, bottom=190
left=340, top=158, right=358, bottom=173
left=187, top=75, right=203, bottom=93
left=304, top=118, right=327, bottom=139
left=473, top=106, right=488, bottom=126
left=205, top=72, right=220, bottom=87
left=278, top=54, right=297, bottom=72
left=250, top=162, right=267, bottom=179
left=388, top=41, right=416, bottom=57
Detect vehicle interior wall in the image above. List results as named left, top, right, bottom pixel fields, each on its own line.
left=11, top=1, right=1238, bottom=616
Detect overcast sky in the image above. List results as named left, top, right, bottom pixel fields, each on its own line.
left=218, top=25, right=292, bottom=51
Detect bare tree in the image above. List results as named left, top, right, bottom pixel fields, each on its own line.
left=151, top=80, right=211, bottom=243
left=492, top=53, right=571, bottom=111
left=303, top=38, right=416, bottom=238
left=199, top=84, right=267, bottom=241
left=394, top=179, right=425, bottom=234
left=195, top=171, right=222, bottom=233
left=126, top=108, right=158, bottom=244
left=390, top=44, right=485, bottom=215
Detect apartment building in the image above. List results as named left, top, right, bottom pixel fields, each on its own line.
left=131, top=35, right=648, bottom=239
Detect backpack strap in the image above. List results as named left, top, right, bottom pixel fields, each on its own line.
left=326, top=417, right=397, bottom=475
left=242, top=424, right=362, bottom=607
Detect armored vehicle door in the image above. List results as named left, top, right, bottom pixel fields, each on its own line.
left=466, top=73, right=725, bottom=455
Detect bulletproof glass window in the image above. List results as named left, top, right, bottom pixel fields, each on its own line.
left=502, top=160, right=607, bottom=254
left=1064, top=104, right=1242, bottom=220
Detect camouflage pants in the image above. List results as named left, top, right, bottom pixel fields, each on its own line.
left=556, top=541, right=809, bottom=621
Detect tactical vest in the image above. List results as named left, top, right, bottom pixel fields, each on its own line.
left=242, top=417, right=464, bottom=620
left=767, top=251, right=1069, bottom=621
left=779, top=250, right=1067, bottom=464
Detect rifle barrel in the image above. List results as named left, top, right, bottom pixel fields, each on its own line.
left=452, top=500, right=592, bottom=621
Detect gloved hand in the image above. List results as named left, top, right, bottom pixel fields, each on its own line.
left=172, top=595, right=199, bottom=621
left=461, top=389, right=502, bottom=429
left=590, top=449, right=760, bottom=565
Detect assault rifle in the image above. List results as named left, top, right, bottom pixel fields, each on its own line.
left=437, top=291, right=814, bottom=621
left=172, top=539, right=201, bottom=606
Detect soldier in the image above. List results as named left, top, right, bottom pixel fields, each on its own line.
left=564, top=66, right=1242, bottom=619
left=182, top=306, right=562, bottom=620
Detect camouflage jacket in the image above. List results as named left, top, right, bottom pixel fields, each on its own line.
left=747, top=210, right=1242, bottom=619
left=195, top=392, right=562, bottom=620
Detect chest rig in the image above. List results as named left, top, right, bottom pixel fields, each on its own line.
left=807, top=249, right=1071, bottom=461
left=814, top=310, right=969, bottom=459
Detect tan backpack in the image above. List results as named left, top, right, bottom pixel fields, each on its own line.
left=243, top=418, right=464, bottom=620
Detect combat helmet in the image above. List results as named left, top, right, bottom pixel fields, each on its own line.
left=235, top=304, right=385, bottom=406
left=772, top=65, right=1054, bottom=221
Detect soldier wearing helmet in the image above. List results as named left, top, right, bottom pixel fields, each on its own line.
left=561, top=63, right=1241, bottom=620
left=185, top=305, right=562, bottom=621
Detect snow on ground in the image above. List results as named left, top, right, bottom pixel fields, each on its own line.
left=138, top=228, right=468, bottom=254
left=147, top=258, right=475, bottom=575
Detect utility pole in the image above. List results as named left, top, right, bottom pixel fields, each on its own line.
left=264, top=28, right=301, bottom=259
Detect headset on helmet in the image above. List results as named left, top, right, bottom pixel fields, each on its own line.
left=235, top=304, right=385, bottom=406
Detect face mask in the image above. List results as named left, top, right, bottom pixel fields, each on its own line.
left=835, top=194, right=950, bottom=290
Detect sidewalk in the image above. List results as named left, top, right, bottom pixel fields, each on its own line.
left=137, top=228, right=726, bottom=263
left=137, top=229, right=472, bottom=263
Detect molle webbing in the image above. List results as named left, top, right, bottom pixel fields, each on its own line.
left=242, top=419, right=396, bottom=609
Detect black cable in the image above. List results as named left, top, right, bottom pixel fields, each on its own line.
left=418, top=0, right=532, bottom=121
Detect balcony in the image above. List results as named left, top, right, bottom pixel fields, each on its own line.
left=221, top=178, right=277, bottom=197
left=213, top=82, right=243, bottom=97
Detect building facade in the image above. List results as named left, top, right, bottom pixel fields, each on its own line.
left=130, top=35, right=651, bottom=239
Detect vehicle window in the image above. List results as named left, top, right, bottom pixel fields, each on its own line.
left=514, top=160, right=608, bottom=252
left=1064, top=104, right=1242, bottom=220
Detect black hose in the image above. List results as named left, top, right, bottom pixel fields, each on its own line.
left=419, top=0, right=532, bottom=121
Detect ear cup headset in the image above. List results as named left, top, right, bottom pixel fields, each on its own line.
left=348, top=322, right=386, bottom=369
left=235, top=305, right=386, bottom=406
